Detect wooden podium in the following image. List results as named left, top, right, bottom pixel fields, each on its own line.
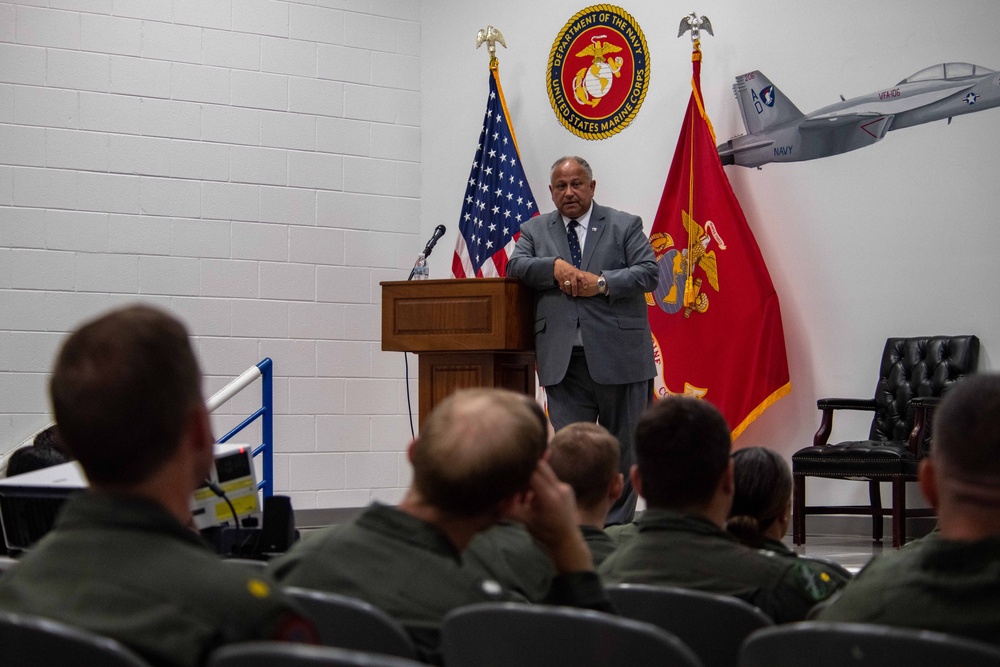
left=381, top=278, right=535, bottom=427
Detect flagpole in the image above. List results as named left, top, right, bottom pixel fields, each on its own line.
left=679, top=14, right=714, bottom=309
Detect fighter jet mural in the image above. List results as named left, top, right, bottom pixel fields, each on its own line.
left=718, top=62, right=1000, bottom=168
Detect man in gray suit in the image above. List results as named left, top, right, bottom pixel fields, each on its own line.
left=507, top=156, right=658, bottom=524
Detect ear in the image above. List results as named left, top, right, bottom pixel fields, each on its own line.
left=719, top=459, right=735, bottom=497
left=406, top=439, right=418, bottom=463
left=188, top=403, right=214, bottom=454
left=609, top=472, right=624, bottom=502
left=918, top=457, right=939, bottom=510
left=589, top=179, right=597, bottom=194
left=629, top=464, right=642, bottom=498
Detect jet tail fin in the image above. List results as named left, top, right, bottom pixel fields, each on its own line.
left=733, top=71, right=804, bottom=135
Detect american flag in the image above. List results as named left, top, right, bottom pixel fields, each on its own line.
left=451, top=68, right=539, bottom=278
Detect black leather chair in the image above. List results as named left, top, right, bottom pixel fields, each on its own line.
left=607, top=584, right=772, bottom=667
left=441, top=602, right=703, bottom=667
left=0, top=609, right=151, bottom=666
left=791, top=335, right=979, bottom=547
left=739, top=621, right=1000, bottom=667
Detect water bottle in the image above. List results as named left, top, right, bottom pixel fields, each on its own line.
left=411, top=253, right=429, bottom=280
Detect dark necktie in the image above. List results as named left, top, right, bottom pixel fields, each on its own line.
left=567, top=220, right=582, bottom=268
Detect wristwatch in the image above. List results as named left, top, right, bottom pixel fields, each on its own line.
left=597, top=274, right=608, bottom=295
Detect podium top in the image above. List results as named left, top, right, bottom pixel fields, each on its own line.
left=380, top=278, right=534, bottom=352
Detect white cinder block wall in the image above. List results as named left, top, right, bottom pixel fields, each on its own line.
left=0, top=0, right=421, bottom=509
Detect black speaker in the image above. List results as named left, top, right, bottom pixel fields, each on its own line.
left=257, top=495, right=296, bottom=555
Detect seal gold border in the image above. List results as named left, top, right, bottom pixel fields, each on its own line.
left=547, top=4, right=650, bottom=140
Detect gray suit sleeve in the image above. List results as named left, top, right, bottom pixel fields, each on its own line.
left=603, top=215, right=657, bottom=303
left=506, top=223, right=558, bottom=291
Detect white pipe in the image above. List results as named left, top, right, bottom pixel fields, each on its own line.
left=206, top=365, right=262, bottom=413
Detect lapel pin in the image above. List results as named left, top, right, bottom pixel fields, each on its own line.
left=591, top=227, right=597, bottom=232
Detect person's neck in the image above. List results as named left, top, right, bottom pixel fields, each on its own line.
left=652, top=498, right=729, bottom=529
left=94, top=472, right=195, bottom=527
left=578, top=504, right=609, bottom=530
left=397, top=489, right=490, bottom=551
left=936, top=502, right=1000, bottom=542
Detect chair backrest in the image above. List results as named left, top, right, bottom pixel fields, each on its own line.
left=441, top=602, right=704, bottom=667
left=284, top=586, right=417, bottom=659
left=208, top=641, right=426, bottom=667
left=870, top=335, right=979, bottom=444
left=606, top=584, right=772, bottom=667
left=0, top=556, right=18, bottom=572
left=739, top=621, right=1000, bottom=667
left=223, top=557, right=269, bottom=571
left=0, top=609, right=150, bottom=667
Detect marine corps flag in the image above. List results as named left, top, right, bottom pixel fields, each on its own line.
left=647, top=42, right=790, bottom=439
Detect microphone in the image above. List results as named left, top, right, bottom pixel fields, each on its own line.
left=422, top=225, right=447, bottom=258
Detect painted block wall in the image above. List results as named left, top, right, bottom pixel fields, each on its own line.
left=0, top=0, right=421, bottom=509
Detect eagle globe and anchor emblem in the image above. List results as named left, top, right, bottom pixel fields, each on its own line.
left=547, top=5, right=650, bottom=140
left=572, top=36, right=624, bottom=107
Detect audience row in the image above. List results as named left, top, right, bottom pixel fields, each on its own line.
left=0, top=304, right=996, bottom=666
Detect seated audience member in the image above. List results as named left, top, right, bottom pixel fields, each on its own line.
left=548, top=422, right=623, bottom=565
left=269, top=389, right=611, bottom=662
left=598, top=397, right=839, bottom=623
left=817, top=374, right=1000, bottom=645
left=6, top=425, right=69, bottom=478
left=462, top=422, right=624, bottom=598
left=727, top=447, right=851, bottom=584
left=0, top=306, right=316, bottom=667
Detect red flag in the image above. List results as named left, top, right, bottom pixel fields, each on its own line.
left=647, top=43, right=790, bottom=439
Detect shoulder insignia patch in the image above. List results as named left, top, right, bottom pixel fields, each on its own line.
left=247, top=578, right=271, bottom=599
left=794, top=561, right=836, bottom=602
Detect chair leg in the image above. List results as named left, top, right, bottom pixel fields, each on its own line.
left=892, top=478, right=906, bottom=548
left=869, top=481, right=883, bottom=542
left=793, top=475, right=805, bottom=545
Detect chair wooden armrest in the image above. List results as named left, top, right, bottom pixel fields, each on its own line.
left=813, top=398, right=877, bottom=447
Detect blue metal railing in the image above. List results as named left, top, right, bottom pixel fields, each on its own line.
left=206, top=358, right=274, bottom=498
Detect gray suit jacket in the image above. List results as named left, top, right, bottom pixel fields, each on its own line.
left=507, top=202, right=658, bottom=387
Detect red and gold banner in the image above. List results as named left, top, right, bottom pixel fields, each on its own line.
left=647, top=43, right=790, bottom=439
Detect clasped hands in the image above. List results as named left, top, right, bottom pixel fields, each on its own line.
left=554, top=258, right=600, bottom=298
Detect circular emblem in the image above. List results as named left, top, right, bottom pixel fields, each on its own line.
left=547, top=5, right=650, bottom=140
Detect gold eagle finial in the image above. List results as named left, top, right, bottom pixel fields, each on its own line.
left=476, top=25, right=506, bottom=67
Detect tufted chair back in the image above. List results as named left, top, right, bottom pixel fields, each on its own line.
left=869, top=336, right=980, bottom=451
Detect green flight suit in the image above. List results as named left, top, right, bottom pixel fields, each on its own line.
left=0, top=493, right=309, bottom=667
left=269, top=503, right=611, bottom=663
left=756, top=536, right=853, bottom=588
left=605, top=520, right=639, bottom=547
left=464, top=522, right=620, bottom=601
left=598, top=509, right=839, bottom=623
left=581, top=525, right=618, bottom=566
left=463, top=522, right=554, bottom=601
left=817, top=532, right=1000, bottom=646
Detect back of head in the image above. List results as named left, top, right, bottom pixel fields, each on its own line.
left=727, top=447, right=791, bottom=547
left=410, top=389, right=547, bottom=517
left=548, top=422, right=620, bottom=509
left=932, top=373, right=1000, bottom=497
left=634, top=397, right=731, bottom=509
left=6, top=431, right=69, bottom=478
left=49, top=305, right=203, bottom=487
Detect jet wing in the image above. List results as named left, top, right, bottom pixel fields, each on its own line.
left=811, top=83, right=973, bottom=119
left=801, top=114, right=893, bottom=140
